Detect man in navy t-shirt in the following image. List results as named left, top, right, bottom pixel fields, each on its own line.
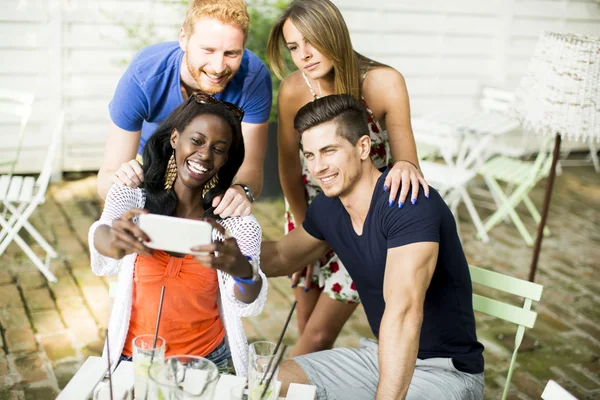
left=261, top=95, right=484, bottom=399
left=97, top=0, right=272, bottom=219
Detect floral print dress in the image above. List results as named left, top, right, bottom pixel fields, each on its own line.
left=283, top=72, right=392, bottom=303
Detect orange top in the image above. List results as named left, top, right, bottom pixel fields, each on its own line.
left=122, top=250, right=225, bottom=357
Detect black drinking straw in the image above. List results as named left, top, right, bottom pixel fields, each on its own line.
left=151, top=286, right=166, bottom=355
left=105, top=329, right=114, bottom=400
left=260, top=301, right=296, bottom=385
left=260, top=344, right=287, bottom=400
left=144, top=285, right=166, bottom=400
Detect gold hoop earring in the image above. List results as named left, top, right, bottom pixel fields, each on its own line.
left=164, top=151, right=177, bottom=191
left=202, top=174, right=219, bottom=197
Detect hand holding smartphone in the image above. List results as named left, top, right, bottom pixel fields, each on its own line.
left=138, top=213, right=213, bottom=255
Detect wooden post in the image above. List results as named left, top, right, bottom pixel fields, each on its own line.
left=528, top=133, right=562, bottom=282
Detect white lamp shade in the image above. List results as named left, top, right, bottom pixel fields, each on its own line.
left=513, top=32, right=600, bottom=143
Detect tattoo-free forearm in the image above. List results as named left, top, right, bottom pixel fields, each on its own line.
left=97, top=169, right=116, bottom=200
left=376, top=307, right=423, bottom=400
left=279, top=155, right=308, bottom=226
left=260, top=241, right=307, bottom=278
left=388, top=135, right=420, bottom=171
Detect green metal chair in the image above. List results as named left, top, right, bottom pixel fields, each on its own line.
left=469, top=265, right=544, bottom=400
left=476, top=136, right=554, bottom=246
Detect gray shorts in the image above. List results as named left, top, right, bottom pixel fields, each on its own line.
left=293, top=338, right=484, bottom=400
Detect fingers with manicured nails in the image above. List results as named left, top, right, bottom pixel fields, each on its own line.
left=410, top=170, right=421, bottom=204
left=119, top=234, right=152, bottom=257
left=387, top=169, right=401, bottom=207
left=383, top=173, right=392, bottom=193
left=192, top=238, right=248, bottom=277
left=397, top=170, right=411, bottom=207
left=110, top=225, right=152, bottom=257
left=120, top=208, right=148, bottom=221
left=419, top=174, right=430, bottom=198
left=190, top=241, right=220, bottom=254
left=114, top=209, right=150, bottom=240
left=112, top=220, right=150, bottom=243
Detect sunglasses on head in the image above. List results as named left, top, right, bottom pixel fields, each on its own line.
left=189, top=93, right=245, bottom=121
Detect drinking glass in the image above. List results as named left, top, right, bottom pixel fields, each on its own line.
left=247, top=341, right=278, bottom=400
left=132, top=334, right=165, bottom=400
left=148, top=355, right=219, bottom=400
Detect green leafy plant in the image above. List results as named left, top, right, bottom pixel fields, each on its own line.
left=245, top=0, right=294, bottom=122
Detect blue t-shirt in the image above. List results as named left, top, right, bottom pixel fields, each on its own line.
left=109, top=41, right=272, bottom=154
left=303, top=169, right=484, bottom=374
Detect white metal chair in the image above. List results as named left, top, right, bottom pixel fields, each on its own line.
left=0, top=89, right=35, bottom=176
left=412, top=87, right=524, bottom=242
left=0, top=113, right=64, bottom=282
left=413, top=118, right=490, bottom=242
left=541, top=380, right=578, bottom=400
left=420, top=160, right=488, bottom=242
left=477, top=87, right=541, bottom=160
left=559, top=138, right=600, bottom=173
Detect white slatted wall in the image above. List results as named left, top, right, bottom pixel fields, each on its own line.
left=337, top=0, right=600, bottom=115
left=0, top=0, right=599, bottom=173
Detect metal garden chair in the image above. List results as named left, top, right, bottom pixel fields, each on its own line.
left=469, top=265, right=544, bottom=400
left=0, top=112, right=64, bottom=282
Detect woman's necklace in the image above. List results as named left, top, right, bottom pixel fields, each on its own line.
left=317, top=79, right=325, bottom=97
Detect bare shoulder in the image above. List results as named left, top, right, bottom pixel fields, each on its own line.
left=363, top=66, right=407, bottom=94
left=278, top=71, right=313, bottom=115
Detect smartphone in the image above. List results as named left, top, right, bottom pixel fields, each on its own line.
left=138, top=213, right=213, bottom=255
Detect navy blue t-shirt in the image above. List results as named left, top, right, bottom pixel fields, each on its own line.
left=303, top=169, right=484, bottom=374
left=109, top=42, right=272, bottom=154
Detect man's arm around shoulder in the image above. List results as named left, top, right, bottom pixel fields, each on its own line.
left=377, top=242, right=438, bottom=400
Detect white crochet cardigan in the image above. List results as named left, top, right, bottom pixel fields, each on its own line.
left=88, top=184, right=267, bottom=376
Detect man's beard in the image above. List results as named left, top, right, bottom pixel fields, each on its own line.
left=186, top=51, right=232, bottom=95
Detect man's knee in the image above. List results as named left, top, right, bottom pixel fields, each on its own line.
left=278, top=359, right=309, bottom=397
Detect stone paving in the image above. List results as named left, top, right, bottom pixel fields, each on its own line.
left=0, top=166, right=598, bottom=399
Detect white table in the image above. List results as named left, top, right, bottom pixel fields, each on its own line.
left=412, top=109, right=520, bottom=243
left=57, top=356, right=316, bottom=400
left=413, top=108, right=520, bottom=169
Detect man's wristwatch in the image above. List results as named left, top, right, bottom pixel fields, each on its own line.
left=234, top=184, right=254, bottom=203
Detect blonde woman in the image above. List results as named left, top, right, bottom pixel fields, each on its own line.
left=267, top=0, right=429, bottom=357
